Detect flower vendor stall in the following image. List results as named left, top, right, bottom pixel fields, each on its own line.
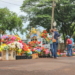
left=0, top=35, right=32, bottom=60
left=28, top=28, right=40, bottom=59
left=28, top=40, right=50, bottom=58
left=28, top=40, right=40, bottom=59
left=28, top=29, right=51, bottom=58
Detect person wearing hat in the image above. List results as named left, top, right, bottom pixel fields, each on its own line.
left=66, top=35, right=72, bottom=56
left=50, top=29, right=60, bottom=59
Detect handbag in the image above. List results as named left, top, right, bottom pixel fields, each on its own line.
left=52, top=39, right=56, bottom=42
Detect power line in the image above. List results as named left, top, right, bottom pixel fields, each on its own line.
left=0, top=0, right=21, bottom=6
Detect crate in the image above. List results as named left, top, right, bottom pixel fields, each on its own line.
left=58, top=43, right=65, bottom=52
left=2, top=50, right=16, bottom=60
left=31, top=53, right=39, bottom=59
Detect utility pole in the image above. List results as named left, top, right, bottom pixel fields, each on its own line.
left=51, top=0, right=56, bottom=29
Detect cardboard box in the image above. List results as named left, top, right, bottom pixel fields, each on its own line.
left=31, top=53, right=39, bottom=59
left=2, top=50, right=16, bottom=60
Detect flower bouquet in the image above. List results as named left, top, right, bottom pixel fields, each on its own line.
left=0, top=44, right=9, bottom=51
left=41, top=30, right=50, bottom=43
left=29, top=40, right=40, bottom=48
left=1, top=35, right=21, bottom=44
left=1, top=35, right=32, bottom=56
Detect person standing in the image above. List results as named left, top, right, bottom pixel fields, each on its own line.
left=70, top=36, right=74, bottom=56
left=66, top=36, right=72, bottom=56
left=52, top=29, right=60, bottom=59
left=70, top=36, right=74, bottom=45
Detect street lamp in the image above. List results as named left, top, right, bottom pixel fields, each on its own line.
left=53, top=21, right=56, bottom=28
left=51, top=0, right=56, bottom=29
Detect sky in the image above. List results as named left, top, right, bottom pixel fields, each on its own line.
left=0, top=0, right=24, bottom=15
left=0, top=0, right=44, bottom=39
left=0, top=0, right=28, bottom=39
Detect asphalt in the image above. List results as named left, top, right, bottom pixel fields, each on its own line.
left=0, top=56, right=75, bottom=75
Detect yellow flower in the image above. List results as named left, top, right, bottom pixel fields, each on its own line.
left=27, top=49, right=31, bottom=53
left=0, top=48, right=2, bottom=52
left=0, top=44, right=7, bottom=51
left=1, top=44, right=7, bottom=46
left=14, top=35, right=21, bottom=40
left=31, top=28, right=37, bottom=34
left=18, top=49, right=22, bottom=53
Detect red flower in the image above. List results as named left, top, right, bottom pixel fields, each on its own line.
left=38, top=41, right=41, bottom=44
left=43, top=30, right=47, bottom=33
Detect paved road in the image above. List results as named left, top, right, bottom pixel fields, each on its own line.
left=0, top=56, right=75, bottom=75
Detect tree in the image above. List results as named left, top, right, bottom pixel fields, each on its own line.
left=21, top=0, right=75, bottom=38
left=0, top=8, right=23, bottom=34
left=55, top=0, right=75, bottom=41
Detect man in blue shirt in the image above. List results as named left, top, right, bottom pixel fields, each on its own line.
left=52, top=29, right=60, bottom=58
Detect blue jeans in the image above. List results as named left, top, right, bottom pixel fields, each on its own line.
left=67, top=44, right=72, bottom=56
left=53, top=42, right=57, bottom=58
left=50, top=43, right=53, bottom=56
left=56, top=40, right=58, bottom=51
